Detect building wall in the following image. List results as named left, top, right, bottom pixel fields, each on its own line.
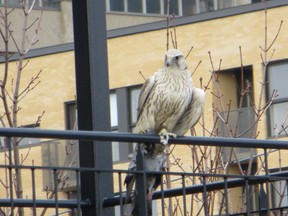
left=108, top=4, right=288, bottom=139
left=107, top=4, right=288, bottom=214
left=0, top=51, right=76, bottom=129
left=0, top=2, right=288, bottom=215
left=0, top=8, right=63, bottom=52
left=0, top=0, right=166, bottom=52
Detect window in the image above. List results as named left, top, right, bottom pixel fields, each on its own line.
left=107, top=0, right=258, bottom=16
left=110, top=92, right=118, bottom=128
left=128, top=0, right=142, bottom=13
left=146, top=0, right=160, bottom=14
left=267, top=61, right=288, bottom=137
left=272, top=180, right=288, bottom=209
left=0, top=0, right=60, bottom=10
left=217, top=66, right=256, bottom=163
left=63, top=87, right=143, bottom=163
left=182, top=0, right=196, bottom=16
left=130, top=87, right=141, bottom=127
left=41, top=140, right=68, bottom=190
left=217, top=66, right=255, bottom=138
left=110, top=91, right=122, bottom=162
left=109, top=0, right=124, bottom=12
left=270, top=167, right=288, bottom=210
left=164, top=0, right=179, bottom=15
left=65, top=101, right=77, bottom=130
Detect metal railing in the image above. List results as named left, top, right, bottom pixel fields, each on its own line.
left=0, top=127, right=288, bottom=215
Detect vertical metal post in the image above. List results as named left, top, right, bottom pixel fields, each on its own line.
left=181, top=175, right=187, bottom=215
left=245, top=177, right=250, bottom=215
left=76, top=170, right=81, bottom=215
left=203, top=175, right=208, bottom=216
left=31, top=167, right=37, bottom=216
left=263, top=148, right=270, bottom=215
left=160, top=179, right=165, bottom=216
left=7, top=137, right=14, bottom=216
left=118, top=172, right=124, bottom=216
left=72, top=0, right=114, bottom=215
left=135, top=145, right=148, bottom=216
left=224, top=177, right=229, bottom=216
left=53, top=169, right=59, bottom=216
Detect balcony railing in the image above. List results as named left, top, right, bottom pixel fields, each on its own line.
left=0, top=128, right=288, bottom=215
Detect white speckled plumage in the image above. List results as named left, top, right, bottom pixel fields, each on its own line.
left=124, top=49, right=205, bottom=216
left=135, top=49, right=194, bottom=135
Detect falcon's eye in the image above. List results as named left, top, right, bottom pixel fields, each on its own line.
left=175, top=56, right=179, bottom=60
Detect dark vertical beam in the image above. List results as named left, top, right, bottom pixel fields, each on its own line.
left=135, top=146, right=148, bottom=216
left=72, top=0, right=114, bottom=215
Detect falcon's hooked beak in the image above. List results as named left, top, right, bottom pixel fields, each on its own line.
left=165, top=56, right=173, bottom=67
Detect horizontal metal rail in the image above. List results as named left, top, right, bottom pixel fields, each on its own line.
left=1, top=128, right=288, bottom=215
left=230, top=205, right=288, bottom=216
left=0, top=199, right=90, bottom=208
left=102, top=171, right=288, bottom=208
left=0, top=127, right=288, bottom=149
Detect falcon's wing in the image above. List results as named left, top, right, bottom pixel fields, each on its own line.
left=172, top=87, right=205, bottom=136
left=137, top=75, right=156, bottom=119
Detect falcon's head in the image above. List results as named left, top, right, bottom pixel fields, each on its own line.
left=164, top=49, right=187, bottom=70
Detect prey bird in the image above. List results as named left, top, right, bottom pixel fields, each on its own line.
left=124, top=49, right=205, bottom=216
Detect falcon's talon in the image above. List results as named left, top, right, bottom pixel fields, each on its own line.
left=160, top=135, right=168, bottom=146
left=159, top=129, right=177, bottom=146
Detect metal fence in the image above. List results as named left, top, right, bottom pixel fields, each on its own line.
left=1, top=127, right=288, bottom=216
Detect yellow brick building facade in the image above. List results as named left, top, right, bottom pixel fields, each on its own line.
left=1, top=2, right=288, bottom=215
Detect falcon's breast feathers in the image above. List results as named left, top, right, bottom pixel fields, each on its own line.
left=124, top=49, right=205, bottom=216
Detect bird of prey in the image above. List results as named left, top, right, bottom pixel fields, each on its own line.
left=124, top=49, right=205, bottom=216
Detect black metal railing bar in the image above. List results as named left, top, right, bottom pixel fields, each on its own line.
left=1, top=128, right=288, bottom=215
left=0, top=127, right=288, bottom=149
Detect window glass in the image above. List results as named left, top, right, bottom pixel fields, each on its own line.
left=128, top=0, right=142, bottom=13
left=42, top=140, right=67, bottom=190
left=267, top=61, right=288, bottom=137
left=164, top=0, right=179, bottom=15
left=199, top=0, right=214, bottom=12
left=182, top=0, right=196, bottom=16
left=146, top=0, right=160, bottom=14
left=268, top=62, right=288, bottom=99
left=110, top=93, right=118, bottom=127
left=112, top=141, right=120, bottom=162
left=0, top=0, right=61, bottom=9
left=41, top=0, right=61, bottom=9
left=110, top=0, right=124, bottom=12
left=269, top=102, right=288, bottom=136
left=130, top=88, right=141, bottom=124
left=271, top=179, right=288, bottom=208
left=217, top=0, right=251, bottom=10
left=66, top=102, right=77, bottom=130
